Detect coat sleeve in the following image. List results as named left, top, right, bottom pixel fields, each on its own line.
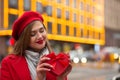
left=1, top=58, right=12, bottom=80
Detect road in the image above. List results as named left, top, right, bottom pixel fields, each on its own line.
left=68, top=63, right=120, bottom=80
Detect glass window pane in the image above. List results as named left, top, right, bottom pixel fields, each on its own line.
left=46, top=6, right=52, bottom=16
left=57, top=8, right=61, bottom=18
left=57, top=24, right=61, bottom=35
left=92, top=19, right=95, bottom=26
left=74, top=27, right=76, bottom=36
left=66, top=25, right=69, bottom=35
left=36, top=2, right=43, bottom=13
left=87, top=30, right=89, bottom=38
left=93, top=31, right=95, bottom=38
left=80, top=15, right=83, bottom=23
left=65, top=11, right=69, bottom=20
left=73, top=0, right=76, bottom=8
left=47, top=22, right=52, bottom=34
left=86, top=4, right=90, bottom=12
left=57, top=0, right=61, bottom=3
left=73, top=13, right=76, bottom=22
left=9, top=14, right=18, bottom=29
left=9, top=0, right=18, bottom=9
left=92, top=6, right=95, bottom=14
left=99, top=32, right=101, bottom=40
left=24, top=0, right=31, bottom=11
left=65, top=0, right=69, bottom=6
left=80, top=2, right=83, bottom=10
left=80, top=28, right=83, bottom=37
left=87, top=17, right=90, bottom=25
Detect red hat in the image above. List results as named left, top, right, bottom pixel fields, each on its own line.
left=12, top=11, right=44, bottom=40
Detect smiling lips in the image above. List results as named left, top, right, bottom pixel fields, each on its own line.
left=36, top=40, right=43, bottom=44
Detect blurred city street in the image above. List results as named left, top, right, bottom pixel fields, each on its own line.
left=0, top=0, right=120, bottom=80
left=68, top=62, right=119, bottom=80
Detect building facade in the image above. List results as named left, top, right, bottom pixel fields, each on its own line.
left=0, top=0, right=105, bottom=55
left=105, top=0, right=120, bottom=47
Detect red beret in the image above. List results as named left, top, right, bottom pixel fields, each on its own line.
left=12, top=11, right=44, bottom=40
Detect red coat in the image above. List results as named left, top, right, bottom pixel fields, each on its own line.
left=0, top=54, right=67, bottom=80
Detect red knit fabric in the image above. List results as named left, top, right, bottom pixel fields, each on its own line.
left=12, top=11, right=44, bottom=40
left=1, top=54, right=68, bottom=80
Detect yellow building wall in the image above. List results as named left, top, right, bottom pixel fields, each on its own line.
left=0, top=0, right=105, bottom=45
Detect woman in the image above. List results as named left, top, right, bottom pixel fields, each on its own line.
left=1, top=11, right=72, bottom=80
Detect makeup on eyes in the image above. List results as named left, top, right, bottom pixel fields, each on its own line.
left=31, top=27, right=45, bottom=36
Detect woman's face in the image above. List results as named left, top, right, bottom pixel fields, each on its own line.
left=29, top=21, right=47, bottom=52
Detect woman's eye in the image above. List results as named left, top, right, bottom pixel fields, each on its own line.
left=39, top=28, right=44, bottom=33
left=31, top=32, right=36, bottom=36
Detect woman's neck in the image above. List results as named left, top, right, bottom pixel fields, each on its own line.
left=27, top=47, right=46, bottom=54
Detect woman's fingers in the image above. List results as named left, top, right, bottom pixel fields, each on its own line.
left=37, top=67, right=51, bottom=72
left=66, top=64, right=72, bottom=74
left=37, top=62, right=53, bottom=72
left=57, top=63, right=72, bottom=79
left=59, top=63, right=72, bottom=77
left=38, top=57, right=50, bottom=64
left=38, top=63, right=53, bottom=69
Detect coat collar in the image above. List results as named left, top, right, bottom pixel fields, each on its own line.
left=10, top=54, right=32, bottom=80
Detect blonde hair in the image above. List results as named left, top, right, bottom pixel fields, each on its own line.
left=13, top=21, right=34, bottom=55
left=13, top=21, right=52, bottom=56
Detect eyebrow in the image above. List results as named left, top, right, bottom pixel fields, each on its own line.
left=31, top=27, right=44, bottom=32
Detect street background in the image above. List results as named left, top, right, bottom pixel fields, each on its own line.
left=0, top=0, right=120, bottom=80
left=68, top=62, right=119, bottom=80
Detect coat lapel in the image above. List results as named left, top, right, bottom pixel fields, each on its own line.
left=11, top=55, right=31, bottom=80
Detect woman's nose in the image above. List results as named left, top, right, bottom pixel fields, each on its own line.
left=37, top=32, right=42, bottom=39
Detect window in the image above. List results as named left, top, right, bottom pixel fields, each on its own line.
left=74, top=27, right=76, bottom=36
left=86, top=4, right=90, bottom=12
left=47, top=22, right=52, bottom=34
left=80, top=15, right=83, bottom=23
left=57, top=24, right=61, bottom=35
left=87, top=17, right=90, bottom=25
left=9, top=0, right=18, bottom=9
left=73, top=13, right=76, bottom=22
left=9, top=14, right=18, bottom=29
left=92, top=19, right=95, bottom=26
left=65, top=11, right=69, bottom=20
left=80, top=2, right=83, bottom=10
left=46, top=6, right=52, bottom=16
left=65, top=0, right=69, bottom=6
left=57, top=0, right=61, bottom=3
left=87, top=30, right=89, bottom=38
left=92, top=6, right=95, bottom=14
left=57, top=8, right=61, bottom=18
left=98, top=32, right=101, bottom=39
left=73, top=0, right=76, bottom=8
left=24, top=0, right=31, bottom=11
left=66, top=25, right=69, bottom=35
left=80, top=28, right=83, bottom=37
left=36, top=2, right=43, bottom=13
left=93, top=31, right=95, bottom=38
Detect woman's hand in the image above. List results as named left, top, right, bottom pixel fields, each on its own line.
left=36, top=56, right=53, bottom=80
left=57, top=63, right=72, bottom=80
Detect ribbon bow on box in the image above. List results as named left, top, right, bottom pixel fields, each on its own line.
left=45, top=52, right=70, bottom=76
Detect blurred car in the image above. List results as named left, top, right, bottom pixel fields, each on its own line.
left=112, top=74, right=120, bottom=80
left=69, top=50, right=95, bottom=64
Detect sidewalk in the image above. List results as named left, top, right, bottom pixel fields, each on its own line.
left=72, top=62, right=119, bottom=69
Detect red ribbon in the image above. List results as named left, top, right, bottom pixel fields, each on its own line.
left=45, top=52, right=70, bottom=76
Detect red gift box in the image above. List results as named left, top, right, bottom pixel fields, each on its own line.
left=45, top=52, right=70, bottom=76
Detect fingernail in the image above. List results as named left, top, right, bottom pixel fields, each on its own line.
left=47, top=58, right=51, bottom=60
left=51, top=65, right=53, bottom=68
